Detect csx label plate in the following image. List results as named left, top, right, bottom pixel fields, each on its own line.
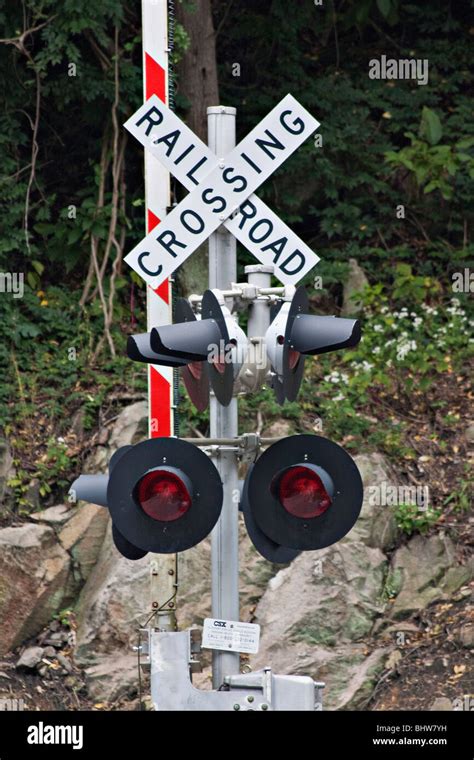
left=202, top=618, right=260, bottom=654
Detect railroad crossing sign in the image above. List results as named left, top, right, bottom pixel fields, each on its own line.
left=124, top=94, right=320, bottom=289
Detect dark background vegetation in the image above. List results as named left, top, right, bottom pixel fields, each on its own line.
left=0, top=0, right=472, bottom=530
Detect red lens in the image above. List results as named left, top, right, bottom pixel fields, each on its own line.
left=277, top=466, right=332, bottom=518
left=288, top=348, right=300, bottom=370
left=188, top=362, right=202, bottom=380
left=136, top=470, right=191, bottom=522
left=212, top=358, right=226, bottom=375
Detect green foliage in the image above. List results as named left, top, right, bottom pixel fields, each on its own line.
left=443, top=474, right=472, bottom=513
left=54, top=608, right=74, bottom=628
left=216, top=0, right=474, bottom=284
left=394, top=502, right=441, bottom=536
left=385, top=109, right=474, bottom=200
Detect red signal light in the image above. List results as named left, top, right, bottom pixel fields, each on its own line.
left=288, top=348, right=300, bottom=370
left=136, top=469, right=192, bottom=522
left=187, top=362, right=203, bottom=380
left=275, top=465, right=332, bottom=519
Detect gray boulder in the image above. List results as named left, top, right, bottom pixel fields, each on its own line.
left=250, top=542, right=389, bottom=709
left=0, top=524, right=76, bottom=655
left=342, top=258, right=369, bottom=315
left=388, top=533, right=473, bottom=618
left=350, top=453, right=400, bottom=551
left=16, top=646, right=44, bottom=671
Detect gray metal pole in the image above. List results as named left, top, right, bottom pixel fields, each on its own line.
left=207, top=106, right=240, bottom=687
left=245, top=264, right=273, bottom=338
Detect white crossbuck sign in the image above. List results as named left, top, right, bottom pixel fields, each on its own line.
left=124, top=94, right=320, bottom=288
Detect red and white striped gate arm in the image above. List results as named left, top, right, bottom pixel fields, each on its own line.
left=142, top=0, right=174, bottom=439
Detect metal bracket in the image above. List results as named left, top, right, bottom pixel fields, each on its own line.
left=238, top=433, right=261, bottom=464
left=149, top=629, right=324, bottom=711
left=180, top=434, right=284, bottom=460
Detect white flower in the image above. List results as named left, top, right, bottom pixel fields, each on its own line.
left=373, top=346, right=381, bottom=354
left=373, top=324, right=384, bottom=333
left=420, top=303, right=438, bottom=316
left=396, top=339, right=417, bottom=361
left=333, top=393, right=345, bottom=402
left=324, top=371, right=349, bottom=384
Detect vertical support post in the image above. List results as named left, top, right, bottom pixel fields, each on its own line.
left=245, top=265, right=273, bottom=338
left=142, top=0, right=177, bottom=631
left=207, top=106, right=240, bottom=687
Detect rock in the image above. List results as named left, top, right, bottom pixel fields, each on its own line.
left=43, top=646, right=56, bottom=658
left=254, top=543, right=387, bottom=649
left=79, top=401, right=147, bottom=478
left=30, top=505, right=71, bottom=526
left=84, top=654, right=139, bottom=703
left=261, top=420, right=293, bottom=438
left=330, top=647, right=388, bottom=710
left=177, top=541, right=212, bottom=630
left=41, top=627, right=71, bottom=648
left=0, top=524, right=76, bottom=656
left=107, top=402, right=147, bottom=452
left=385, top=649, right=402, bottom=670
left=74, top=522, right=150, bottom=664
left=349, top=454, right=399, bottom=551
left=56, top=653, right=73, bottom=673
left=430, top=697, right=453, bottom=711
left=250, top=542, right=388, bottom=709
left=59, top=503, right=109, bottom=582
left=465, top=422, right=474, bottom=443
left=25, top=478, right=41, bottom=510
left=376, top=620, right=420, bottom=642
left=178, top=518, right=276, bottom=630
left=389, top=534, right=473, bottom=619
left=70, top=407, right=86, bottom=439
left=342, top=258, right=369, bottom=316
left=458, top=624, right=474, bottom=648
left=16, top=646, right=44, bottom=670
left=0, top=436, right=13, bottom=504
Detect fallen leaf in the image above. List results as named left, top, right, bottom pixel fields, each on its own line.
left=386, top=650, right=403, bottom=670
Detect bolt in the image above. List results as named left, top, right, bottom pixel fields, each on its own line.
left=233, top=704, right=240, bottom=711
left=261, top=704, right=269, bottom=711
left=168, top=569, right=174, bottom=576
left=168, top=601, right=175, bottom=608
left=152, top=602, right=159, bottom=609
left=247, top=695, right=254, bottom=703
